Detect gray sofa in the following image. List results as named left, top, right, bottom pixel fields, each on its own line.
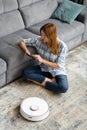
left=0, top=0, right=87, bottom=88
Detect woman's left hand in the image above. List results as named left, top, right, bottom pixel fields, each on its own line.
left=32, top=54, right=43, bottom=63
left=32, top=54, right=58, bottom=69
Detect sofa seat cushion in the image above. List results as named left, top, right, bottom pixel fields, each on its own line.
left=0, top=29, right=38, bottom=70
left=27, top=18, right=84, bottom=42
left=0, top=58, right=7, bottom=74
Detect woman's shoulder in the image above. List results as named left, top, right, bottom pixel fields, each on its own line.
left=57, top=38, right=68, bottom=54
left=36, top=36, right=41, bottom=40
left=58, top=38, right=67, bottom=49
left=58, top=38, right=66, bottom=47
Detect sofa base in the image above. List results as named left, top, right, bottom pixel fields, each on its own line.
left=6, top=59, right=39, bottom=84
left=66, top=35, right=82, bottom=50
left=0, top=58, right=7, bottom=88
left=0, top=73, right=6, bottom=88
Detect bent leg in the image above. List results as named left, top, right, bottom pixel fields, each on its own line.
left=23, top=65, right=45, bottom=83
left=45, top=75, right=68, bottom=93
left=23, top=65, right=55, bottom=87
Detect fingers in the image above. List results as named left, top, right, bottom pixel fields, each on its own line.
left=25, top=50, right=30, bottom=56
left=25, top=52, right=31, bottom=58
left=32, top=55, right=39, bottom=59
left=32, top=55, right=43, bottom=62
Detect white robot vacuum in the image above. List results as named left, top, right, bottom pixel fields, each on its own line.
left=20, top=97, right=49, bottom=121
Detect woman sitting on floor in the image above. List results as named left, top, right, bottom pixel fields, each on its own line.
left=18, top=23, right=68, bottom=93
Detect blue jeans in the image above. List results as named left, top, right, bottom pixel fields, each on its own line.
left=23, top=65, right=68, bottom=93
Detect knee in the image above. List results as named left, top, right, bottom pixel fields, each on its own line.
left=61, top=84, right=68, bottom=93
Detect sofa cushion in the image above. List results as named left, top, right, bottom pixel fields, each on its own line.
left=1, top=29, right=38, bottom=45
left=27, top=18, right=84, bottom=43
left=66, top=35, right=82, bottom=50
left=51, top=0, right=85, bottom=24
left=0, top=39, right=8, bottom=50
left=18, top=0, right=41, bottom=8
left=0, top=0, right=25, bottom=38
left=0, top=10, right=25, bottom=38
left=0, top=29, right=38, bottom=70
left=0, top=0, right=18, bottom=14
left=19, top=0, right=57, bottom=27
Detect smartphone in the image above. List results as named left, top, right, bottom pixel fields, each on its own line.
left=26, top=53, right=35, bottom=59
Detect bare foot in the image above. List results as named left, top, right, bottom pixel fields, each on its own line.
left=51, top=78, right=56, bottom=83
left=27, top=79, right=43, bottom=87
left=27, top=77, right=56, bottom=88
left=41, top=77, right=56, bottom=87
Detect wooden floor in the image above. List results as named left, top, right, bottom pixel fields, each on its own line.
left=0, top=42, right=87, bottom=130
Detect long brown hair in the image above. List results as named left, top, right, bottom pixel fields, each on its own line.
left=40, top=23, right=59, bottom=55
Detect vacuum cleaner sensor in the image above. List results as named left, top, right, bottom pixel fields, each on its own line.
left=20, top=97, right=49, bottom=121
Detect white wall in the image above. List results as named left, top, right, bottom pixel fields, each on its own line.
left=84, top=0, right=87, bottom=6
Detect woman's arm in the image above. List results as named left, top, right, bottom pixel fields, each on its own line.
left=32, top=54, right=59, bottom=69
left=18, top=40, right=30, bottom=55
left=42, top=58, right=58, bottom=69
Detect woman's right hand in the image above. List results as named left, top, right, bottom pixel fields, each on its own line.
left=25, top=49, right=30, bottom=56
left=18, top=40, right=30, bottom=56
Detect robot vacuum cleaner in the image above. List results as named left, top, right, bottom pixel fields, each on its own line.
left=20, top=97, right=49, bottom=121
